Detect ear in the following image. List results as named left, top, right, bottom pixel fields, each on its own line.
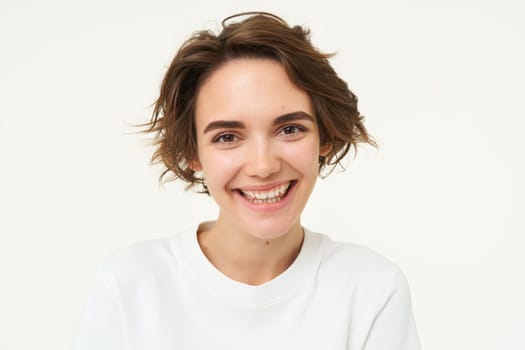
left=189, top=159, right=203, bottom=172
left=319, top=142, right=332, bottom=157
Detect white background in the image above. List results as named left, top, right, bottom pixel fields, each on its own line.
left=1, top=0, right=524, bottom=349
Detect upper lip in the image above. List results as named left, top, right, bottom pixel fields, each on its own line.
left=234, top=180, right=294, bottom=192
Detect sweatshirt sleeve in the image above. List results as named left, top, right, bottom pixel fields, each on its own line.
left=363, top=267, right=421, bottom=350
left=74, top=264, right=124, bottom=350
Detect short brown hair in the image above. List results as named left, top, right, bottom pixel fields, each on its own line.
left=144, top=12, right=375, bottom=191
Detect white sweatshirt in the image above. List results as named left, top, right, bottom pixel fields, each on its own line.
left=75, top=226, right=421, bottom=350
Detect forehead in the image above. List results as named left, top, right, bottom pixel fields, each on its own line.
left=194, top=58, right=313, bottom=128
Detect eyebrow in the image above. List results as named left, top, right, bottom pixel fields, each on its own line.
left=202, top=111, right=315, bottom=134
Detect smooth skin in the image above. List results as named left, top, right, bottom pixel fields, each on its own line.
left=192, top=58, right=331, bottom=285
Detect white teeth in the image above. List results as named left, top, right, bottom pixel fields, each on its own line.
left=240, top=182, right=292, bottom=202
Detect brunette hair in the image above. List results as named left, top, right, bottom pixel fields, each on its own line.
left=144, top=11, right=375, bottom=191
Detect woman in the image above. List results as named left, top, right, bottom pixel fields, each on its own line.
left=75, top=12, right=421, bottom=350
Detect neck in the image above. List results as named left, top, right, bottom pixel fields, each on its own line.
left=197, top=220, right=304, bottom=286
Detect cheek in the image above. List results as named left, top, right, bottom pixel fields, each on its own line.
left=200, top=152, right=243, bottom=198
left=200, top=151, right=241, bottom=178
left=282, top=141, right=321, bottom=173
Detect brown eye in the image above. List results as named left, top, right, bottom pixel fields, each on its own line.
left=213, top=133, right=237, bottom=143
left=279, top=125, right=306, bottom=136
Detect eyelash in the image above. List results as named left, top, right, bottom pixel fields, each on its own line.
left=278, top=124, right=307, bottom=136
left=211, top=124, right=307, bottom=144
left=212, top=133, right=238, bottom=144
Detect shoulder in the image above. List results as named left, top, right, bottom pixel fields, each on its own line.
left=324, top=237, right=396, bottom=272
left=311, top=231, right=408, bottom=295
left=95, top=231, right=187, bottom=286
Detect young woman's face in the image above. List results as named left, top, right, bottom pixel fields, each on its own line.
left=193, top=58, right=330, bottom=240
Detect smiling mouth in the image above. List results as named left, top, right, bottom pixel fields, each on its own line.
left=238, top=181, right=295, bottom=204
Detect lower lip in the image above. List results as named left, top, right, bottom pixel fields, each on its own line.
left=235, top=182, right=296, bottom=212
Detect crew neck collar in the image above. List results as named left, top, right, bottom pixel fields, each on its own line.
left=173, top=222, right=326, bottom=309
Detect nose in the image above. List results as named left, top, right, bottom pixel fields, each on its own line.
left=243, top=138, right=281, bottom=178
